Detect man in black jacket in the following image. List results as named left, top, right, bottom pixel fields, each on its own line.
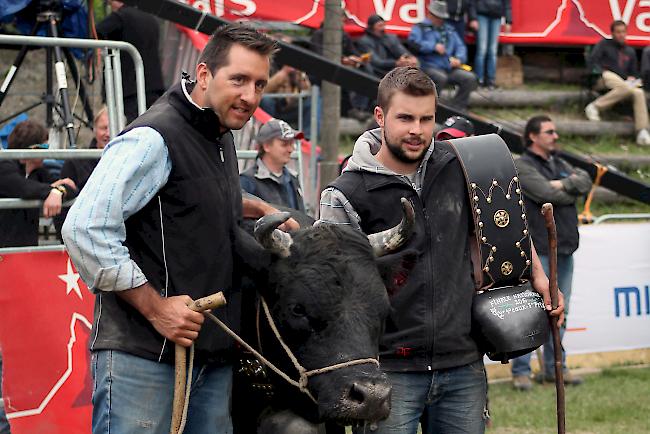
left=97, top=0, right=165, bottom=122
left=585, top=20, right=650, bottom=146
left=358, top=14, right=418, bottom=78
left=0, top=120, right=75, bottom=248
left=319, top=67, right=563, bottom=434
left=511, top=115, right=591, bottom=391
left=62, top=24, right=281, bottom=434
left=240, top=119, right=305, bottom=211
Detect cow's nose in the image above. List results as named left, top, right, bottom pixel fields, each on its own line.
left=346, top=380, right=391, bottom=420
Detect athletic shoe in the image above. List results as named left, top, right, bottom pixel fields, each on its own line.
left=636, top=129, right=650, bottom=146
left=585, top=103, right=600, bottom=121
left=512, top=375, right=533, bottom=391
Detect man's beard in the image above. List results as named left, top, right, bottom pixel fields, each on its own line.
left=382, top=125, right=429, bottom=164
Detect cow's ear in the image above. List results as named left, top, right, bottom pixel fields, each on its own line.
left=375, top=249, right=417, bottom=296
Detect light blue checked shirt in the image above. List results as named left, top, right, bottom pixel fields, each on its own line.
left=62, top=127, right=172, bottom=293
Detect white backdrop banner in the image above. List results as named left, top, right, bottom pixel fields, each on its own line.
left=563, top=222, right=650, bottom=354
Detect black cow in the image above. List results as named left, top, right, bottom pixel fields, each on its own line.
left=233, top=200, right=415, bottom=433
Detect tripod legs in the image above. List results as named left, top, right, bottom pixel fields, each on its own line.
left=47, top=17, right=76, bottom=147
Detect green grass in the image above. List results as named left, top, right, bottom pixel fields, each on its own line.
left=562, top=134, right=650, bottom=157
left=345, top=367, right=650, bottom=433
left=488, top=367, right=650, bottom=434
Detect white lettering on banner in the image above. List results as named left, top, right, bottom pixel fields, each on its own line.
left=608, top=0, right=650, bottom=31
left=231, top=0, right=257, bottom=16
left=609, top=0, right=637, bottom=23
left=372, top=0, right=425, bottom=24
left=615, top=285, right=650, bottom=317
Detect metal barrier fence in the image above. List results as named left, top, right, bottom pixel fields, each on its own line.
left=0, top=148, right=300, bottom=210
left=0, top=34, right=147, bottom=139
left=592, top=213, right=650, bottom=224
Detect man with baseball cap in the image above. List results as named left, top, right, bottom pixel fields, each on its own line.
left=240, top=119, right=306, bottom=211
left=409, top=0, right=478, bottom=110
left=436, top=115, right=475, bottom=140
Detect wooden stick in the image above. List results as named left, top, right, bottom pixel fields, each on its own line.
left=171, top=292, right=227, bottom=434
left=541, top=203, right=566, bottom=434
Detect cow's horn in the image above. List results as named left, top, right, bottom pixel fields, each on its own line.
left=367, top=198, right=415, bottom=257
left=254, top=212, right=294, bottom=258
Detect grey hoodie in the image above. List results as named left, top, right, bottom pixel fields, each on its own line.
left=317, top=128, right=434, bottom=227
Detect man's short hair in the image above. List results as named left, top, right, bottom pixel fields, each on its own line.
left=523, top=115, right=552, bottom=147
left=8, top=120, right=48, bottom=149
left=197, top=23, right=279, bottom=74
left=610, top=20, right=627, bottom=33
left=377, top=66, right=437, bottom=112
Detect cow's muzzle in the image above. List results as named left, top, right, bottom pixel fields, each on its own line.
left=344, top=379, right=392, bottom=421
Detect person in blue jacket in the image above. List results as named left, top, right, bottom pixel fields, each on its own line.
left=408, top=0, right=478, bottom=110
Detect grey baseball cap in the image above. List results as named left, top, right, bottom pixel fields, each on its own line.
left=255, top=119, right=304, bottom=144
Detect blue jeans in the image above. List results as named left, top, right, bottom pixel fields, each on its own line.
left=511, top=254, right=574, bottom=378
left=92, top=350, right=232, bottom=434
left=474, top=15, right=501, bottom=84
left=355, top=361, right=486, bottom=434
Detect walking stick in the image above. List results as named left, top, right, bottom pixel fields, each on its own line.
left=541, top=203, right=566, bottom=434
left=171, top=292, right=227, bottom=434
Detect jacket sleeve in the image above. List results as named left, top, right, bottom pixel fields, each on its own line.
left=587, top=41, right=604, bottom=73
left=560, top=165, right=592, bottom=196
left=0, top=161, right=52, bottom=200
left=504, top=0, right=512, bottom=23
left=315, top=187, right=362, bottom=231
left=467, top=0, right=477, bottom=21
left=360, top=37, right=399, bottom=72
left=408, top=25, right=436, bottom=54
left=450, top=30, right=467, bottom=63
left=628, top=48, right=639, bottom=78
left=515, top=158, right=577, bottom=206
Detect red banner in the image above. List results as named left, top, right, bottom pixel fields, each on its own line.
left=177, top=0, right=650, bottom=46
left=0, top=248, right=93, bottom=434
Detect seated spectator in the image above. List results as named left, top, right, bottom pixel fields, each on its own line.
left=358, top=14, right=418, bottom=78
left=0, top=120, right=76, bottom=248
left=409, top=0, right=478, bottom=110
left=310, top=20, right=374, bottom=121
left=54, top=107, right=110, bottom=236
left=240, top=119, right=305, bottom=211
left=585, top=20, right=650, bottom=146
left=260, top=52, right=313, bottom=138
left=436, top=115, right=475, bottom=140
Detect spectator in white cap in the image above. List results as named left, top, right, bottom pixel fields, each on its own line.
left=240, top=119, right=305, bottom=211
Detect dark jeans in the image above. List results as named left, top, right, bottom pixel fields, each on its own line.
left=511, top=254, right=574, bottom=377
left=0, top=353, right=10, bottom=434
left=92, top=350, right=232, bottom=434
left=354, top=361, right=487, bottom=434
left=424, top=67, right=478, bottom=110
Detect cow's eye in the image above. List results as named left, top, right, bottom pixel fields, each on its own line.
left=291, top=304, right=307, bottom=317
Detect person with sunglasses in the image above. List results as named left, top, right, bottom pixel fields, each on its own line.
left=0, top=120, right=77, bottom=248
left=510, top=115, right=592, bottom=391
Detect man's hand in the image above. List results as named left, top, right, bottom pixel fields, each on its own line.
left=530, top=245, right=565, bottom=326
left=52, top=177, right=78, bottom=191
left=550, top=180, right=564, bottom=190
left=148, top=295, right=206, bottom=347
left=449, top=57, right=462, bottom=68
left=42, top=189, right=63, bottom=218
left=469, top=20, right=479, bottom=31
left=242, top=195, right=300, bottom=232
left=504, top=23, right=512, bottom=33
left=118, top=283, right=206, bottom=347
left=435, top=43, right=446, bottom=55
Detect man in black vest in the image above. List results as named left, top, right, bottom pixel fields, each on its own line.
left=240, top=119, right=305, bottom=211
left=511, top=115, right=591, bottom=391
left=318, top=67, right=563, bottom=433
left=62, top=24, right=281, bottom=434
